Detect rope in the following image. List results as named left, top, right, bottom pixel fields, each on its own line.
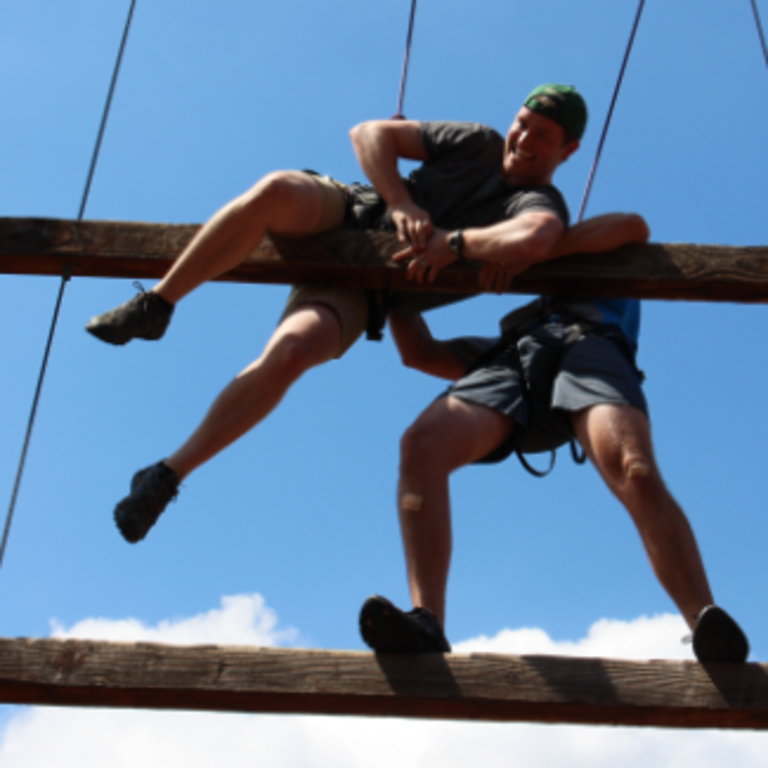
left=393, top=0, right=419, bottom=119
left=750, top=0, right=768, bottom=69
left=79, top=0, right=137, bottom=221
left=576, top=0, right=646, bottom=223
left=0, top=0, right=138, bottom=572
left=0, top=268, right=71, bottom=570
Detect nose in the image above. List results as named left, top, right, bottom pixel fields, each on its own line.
left=517, top=128, right=534, bottom=150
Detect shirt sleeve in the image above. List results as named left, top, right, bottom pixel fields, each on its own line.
left=508, top=187, right=570, bottom=227
left=420, top=121, right=502, bottom=163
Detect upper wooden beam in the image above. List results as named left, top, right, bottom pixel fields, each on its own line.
left=1, top=637, right=768, bottom=729
left=1, top=217, right=768, bottom=303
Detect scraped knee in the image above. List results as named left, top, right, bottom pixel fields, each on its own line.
left=624, top=456, right=651, bottom=479
left=400, top=492, right=424, bottom=513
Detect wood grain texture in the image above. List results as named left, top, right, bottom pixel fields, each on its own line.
left=2, top=217, right=768, bottom=302
left=1, top=637, right=767, bottom=729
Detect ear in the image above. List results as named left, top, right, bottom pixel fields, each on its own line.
left=560, top=139, right=580, bottom=164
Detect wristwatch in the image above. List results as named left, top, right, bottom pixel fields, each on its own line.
left=448, top=229, right=465, bottom=261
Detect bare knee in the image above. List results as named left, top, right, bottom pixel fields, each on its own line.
left=601, top=445, right=663, bottom=502
left=400, top=419, right=453, bottom=478
left=576, top=405, right=662, bottom=496
left=624, top=455, right=652, bottom=479
left=263, top=330, right=328, bottom=379
left=400, top=491, right=424, bottom=515
left=236, top=171, right=290, bottom=210
left=400, top=421, right=432, bottom=470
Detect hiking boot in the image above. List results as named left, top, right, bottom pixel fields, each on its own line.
left=114, top=462, right=179, bottom=543
left=692, top=605, right=749, bottom=663
left=86, top=282, right=174, bottom=345
left=359, top=595, right=451, bottom=653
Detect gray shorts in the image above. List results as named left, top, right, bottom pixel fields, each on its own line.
left=444, top=321, right=648, bottom=463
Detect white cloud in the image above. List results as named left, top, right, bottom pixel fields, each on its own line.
left=455, top=612, right=692, bottom=660
left=49, top=593, right=298, bottom=647
left=1, top=596, right=765, bottom=768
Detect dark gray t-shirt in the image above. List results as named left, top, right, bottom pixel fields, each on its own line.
left=408, top=121, right=569, bottom=229
left=345, top=121, right=569, bottom=232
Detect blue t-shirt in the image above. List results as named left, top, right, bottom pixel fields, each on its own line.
left=593, top=298, right=640, bottom=345
left=552, top=297, right=640, bottom=346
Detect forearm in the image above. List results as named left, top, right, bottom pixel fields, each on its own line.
left=395, top=211, right=565, bottom=287
left=550, top=213, right=650, bottom=258
left=462, top=212, right=564, bottom=269
left=389, top=310, right=466, bottom=381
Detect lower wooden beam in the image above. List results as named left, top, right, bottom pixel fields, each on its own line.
left=2, top=217, right=768, bottom=302
left=1, top=637, right=767, bottom=729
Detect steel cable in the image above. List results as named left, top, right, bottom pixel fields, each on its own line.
left=750, top=0, right=768, bottom=69
left=393, top=0, right=419, bottom=119
left=576, top=0, right=646, bottom=223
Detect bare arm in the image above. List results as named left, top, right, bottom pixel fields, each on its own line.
left=478, top=212, right=650, bottom=293
left=389, top=309, right=466, bottom=381
left=464, top=211, right=565, bottom=265
left=393, top=210, right=565, bottom=285
left=549, top=213, right=650, bottom=258
left=349, top=120, right=433, bottom=250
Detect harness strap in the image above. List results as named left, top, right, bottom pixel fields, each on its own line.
left=570, top=439, right=588, bottom=465
left=365, top=290, right=389, bottom=341
left=516, top=450, right=556, bottom=478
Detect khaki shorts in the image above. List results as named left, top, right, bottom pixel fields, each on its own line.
left=280, top=173, right=369, bottom=358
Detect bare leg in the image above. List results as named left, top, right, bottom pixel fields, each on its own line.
left=571, top=404, right=713, bottom=631
left=155, top=171, right=326, bottom=305
left=397, top=396, right=514, bottom=627
left=165, top=303, right=342, bottom=480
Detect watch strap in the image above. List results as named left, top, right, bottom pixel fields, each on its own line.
left=448, top=230, right=465, bottom=261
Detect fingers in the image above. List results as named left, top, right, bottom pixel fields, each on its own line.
left=401, top=218, right=433, bottom=250
left=396, top=218, right=410, bottom=244
left=393, top=206, right=433, bottom=251
left=407, top=254, right=429, bottom=284
left=392, top=245, right=416, bottom=262
left=395, top=227, right=451, bottom=283
left=406, top=255, right=448, bottom=284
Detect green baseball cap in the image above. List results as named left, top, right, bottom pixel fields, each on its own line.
left=523, top=83, right=588, bottom=141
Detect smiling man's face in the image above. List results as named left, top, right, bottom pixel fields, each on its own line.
left=502, top=106, right=580, bottom=186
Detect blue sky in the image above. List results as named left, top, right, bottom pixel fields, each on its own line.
left=1, top=1, right=768, bottom=764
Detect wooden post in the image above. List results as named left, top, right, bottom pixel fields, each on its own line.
left=1, top=637, right=768, bottom=729
left=2, top=217, right=768, bottom=302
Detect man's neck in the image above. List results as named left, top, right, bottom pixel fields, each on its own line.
left=501, top=168, right=554, bottom=187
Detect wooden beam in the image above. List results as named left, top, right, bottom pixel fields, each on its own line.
left=2, top=216, right=768, bottom=303
left=1, top=637, right=768, bottom=729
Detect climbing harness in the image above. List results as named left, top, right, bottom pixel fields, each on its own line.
left=0, top=0, right=138, bottom=571
left=456, top=299, right=641, bottom=478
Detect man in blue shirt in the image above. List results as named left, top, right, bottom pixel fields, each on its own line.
left=359, top=86, right=749, bottom=664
